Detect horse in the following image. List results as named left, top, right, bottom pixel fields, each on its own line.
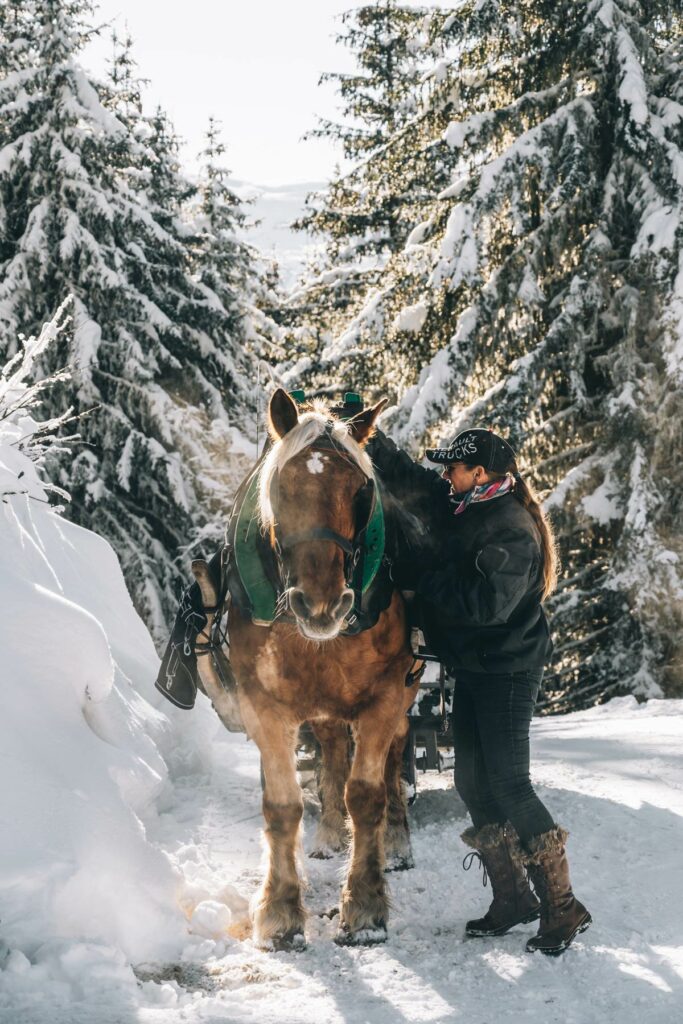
left=190, top=388, right=421, bottom=949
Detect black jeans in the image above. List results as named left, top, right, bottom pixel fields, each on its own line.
left=451, top=668, right=555, bottom=844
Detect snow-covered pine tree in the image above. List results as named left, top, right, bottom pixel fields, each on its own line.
left=300, top=0, right=431, bottom=251
left=326, top=0, right=683, bottom=706
left=282, top=1, right=438, bottom=392
left=0, top=0, right=262, bottom=640
left=193, top=117, right=249, bottom=306
left=0, top=298, right=76, bottom=487
left=102, top=26, right=146, bottom=134
left=185, top=116, right=284, bottom=532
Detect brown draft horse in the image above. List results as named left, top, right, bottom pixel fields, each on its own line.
left=191, top=388, right=420, bottom=949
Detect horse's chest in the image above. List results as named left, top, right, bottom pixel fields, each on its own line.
left=261, top=641, right=352, bottom=698
left=234, top=628, right=380, bottom=717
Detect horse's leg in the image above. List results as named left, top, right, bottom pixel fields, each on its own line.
left=309, top=719, right=351, bottom=859
left=240, top=699, right=306, bottom=950
left=383, top=712, right=415, bottom=872
left=336, top=698, right=402, bottom=945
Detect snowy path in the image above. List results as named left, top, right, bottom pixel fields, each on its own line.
left=3, top=697, right=683, bottom=1024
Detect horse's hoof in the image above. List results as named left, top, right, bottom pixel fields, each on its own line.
left=384, top=854, right=415, bottom=872
left=269, top=930, right=307, bottom=952
left=309, top=836, right=347, bottom=859
left=334, top=922, right=387, bottom=947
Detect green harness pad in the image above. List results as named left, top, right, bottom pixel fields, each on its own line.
left=233, top=471, right=385, bottom=627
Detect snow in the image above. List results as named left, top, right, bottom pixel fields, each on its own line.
left=322, top=289, right=386, bottom=365
left=437, top=175, right=469, bottom=201
left=444, top=112, right=493, bottom=150
left=616, top=26, right=649, bottom=129
left=581, top=469, right=623, bottom=524
left=545, top=454, right=601, bottom=510
left=517, top=264, right=544, bottom=305
left=392, top=301, right=428, bottom=334
left=405, top=217, right=434, bottom=246
left=0, top=520, right=178, bottom=970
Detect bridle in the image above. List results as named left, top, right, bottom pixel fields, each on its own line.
left=267, top=427, right=377, bottom=613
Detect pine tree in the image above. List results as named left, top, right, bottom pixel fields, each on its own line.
left=300, top=0, right=431, bottom=251
left=282, top=1, right=438, bottom=393
left=0, top=0, right=262, bottom=640
left=324, top=0, right=683, bottom=706
left=104, top=27, right=146, bottom=133
left=193, top=117, right=249, bottom=306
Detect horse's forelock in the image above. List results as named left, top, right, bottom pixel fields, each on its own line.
left=258, top=409, right=372, bottom=528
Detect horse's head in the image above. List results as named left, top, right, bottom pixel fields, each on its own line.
left=258, top=388, right=386, bottom=641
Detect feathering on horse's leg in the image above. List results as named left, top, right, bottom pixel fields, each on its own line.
left=383, top=708, right=415, bottom=872
left=336, top=699, right=404, bottom=945
left=240, top=700, right=306, bottom=951
left=310, top=719, right=351, bottom=859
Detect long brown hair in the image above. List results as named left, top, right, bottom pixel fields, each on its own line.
left=487, top=462, right=558, bottom=600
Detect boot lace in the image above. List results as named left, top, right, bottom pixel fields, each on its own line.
left=463, top=851, right=488, bottom=887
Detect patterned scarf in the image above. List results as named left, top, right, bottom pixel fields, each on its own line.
left=451, top=473, right=515, bottom=516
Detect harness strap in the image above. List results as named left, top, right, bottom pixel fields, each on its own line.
left=280, top=526, right=354, bottom=556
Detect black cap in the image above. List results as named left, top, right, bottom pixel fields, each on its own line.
left=425, top=428, right=516, bottom=473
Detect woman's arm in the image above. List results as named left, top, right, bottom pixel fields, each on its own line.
left=367, top=429, right=450, bottom=503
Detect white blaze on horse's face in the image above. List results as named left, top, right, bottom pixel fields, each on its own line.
left=260, top=389, right=386, bottom=642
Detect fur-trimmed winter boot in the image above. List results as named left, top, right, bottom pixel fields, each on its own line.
left=461, top=823, right=540, bottom=937
left=524, top=826, right=592, bottom=955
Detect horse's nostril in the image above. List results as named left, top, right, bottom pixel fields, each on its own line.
left=334, top=589, right=355, bottom=621
left=289, top=588, right=311, bottom=620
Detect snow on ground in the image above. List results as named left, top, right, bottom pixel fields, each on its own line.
left=1, top=407, right=682, bottom=1023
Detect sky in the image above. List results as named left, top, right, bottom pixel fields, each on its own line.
left=83, top=0, right=361, bottom=187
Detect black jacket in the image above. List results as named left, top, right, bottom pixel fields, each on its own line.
left=367, top=431, right=552, bottom=674
left=416, top=493, right=553, bottom=674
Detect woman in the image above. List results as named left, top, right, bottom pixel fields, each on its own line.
left=368, top=426, right=591, bottom=956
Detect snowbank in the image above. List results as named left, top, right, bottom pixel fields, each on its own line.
left=0, top=411, right=194, bottom=964
left=0, top=316, right=244, bottom=1022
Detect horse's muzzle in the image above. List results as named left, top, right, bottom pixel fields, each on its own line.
left=287, top=587, right=355, bottom=640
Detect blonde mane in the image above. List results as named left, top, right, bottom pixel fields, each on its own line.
left=258, top=404, right=373, bottom=527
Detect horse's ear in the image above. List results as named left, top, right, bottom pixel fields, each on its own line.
left=348, top=398, right=388, bottom=447
left=268, top=388, right=299, bottom=440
